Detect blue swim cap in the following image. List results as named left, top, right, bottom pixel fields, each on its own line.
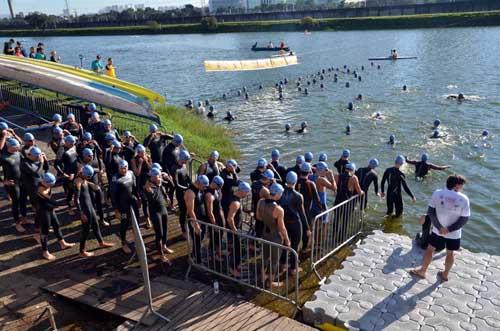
left=304, top=152, right=314, bottom=162
left=369, top=158, right=379, bottom=168
left=83, top=132, right=92, bottom=141
left=119, top=160, right=128, bottom=168
left=262, top=169, right=274, bottom=180
left=149, top=168, right=161, bottom=177
left=296, top=155, right=305, bottom=165
left=257, top=158, right=267, bottom=168
left=91, top=112, right=99, bottom=119
left=88, top=103, right=97, bottom=111
left=389, top=134, right=395, bottom=142
left=346, top=163, right=356, bottom=171
left=82, top=165, right=94, bottom=178
left=482, top=130, right=489, bottom=137
left=173, top=134, right=183, bottom=145
left=29, top=146, right=42, bottom=157
left=103, top=119, right=112, bottom=126
left=300, top=162, right=312, bottom=173
left=67, top=113, right=75, bottom=120
left=286, top=171, right=298, bottom=184
left=149, top=124, right=158, bottom=133
left=212, top=175, right=224, bottom=187
left=301, top=121, right=308, bottom=128
left=395, top=155, right=405, bottom=165
left=0, top=122, right=8, bottom=130
left=53, top=126, right=63, bottom=135
left=238, top=181, right=251, bottom=193
left=123, top=130, right=132, bottom=138
left=342, top=149, right=351, bottom=158
left=179, top=150, right=191, bottom=161
left=112, top=140, right=121, bottom=149
left=105, top=133, right=115, bottom=141
left=316, top=161, right=329, bottom=172
left=152, top=163, right=162, bottom=170
left=210, top=150, right=219, bottom=159
left=271, top=149, right=280, bottom=159
left=43, top=172, right=56, bottom=186
left=285, top=124, right=291, bottom=130
left=23, top=132, right=34, bottom=141
left=421, top=153, right=429, bottom=162
left=434, top=119, right=441, bottom=127
left=82, top=148, right=93, bottom=157
left=226, top=159, right=238, bottom=168
left=197, top=175, right=210, bottom=187
left=64, top=135, right=76, bottom=145
left=135, top=144, right=146, bottom=153
left=269, top=183, right=284, bottom=196
left=209, top=105, right=214, bottom=111
left=318, top=153, right=328, bottom=162
left=52, top=114, right=62, bottom=122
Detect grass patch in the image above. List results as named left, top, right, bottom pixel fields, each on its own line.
left=1, top=10, right=500, bottom=37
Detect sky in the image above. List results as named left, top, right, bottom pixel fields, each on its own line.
left=0, top=0, right=194, bottom=16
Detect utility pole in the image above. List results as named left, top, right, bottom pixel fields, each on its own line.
left=7, top=0, right=15, bottom=19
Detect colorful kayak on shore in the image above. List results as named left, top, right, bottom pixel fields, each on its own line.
left=0, top=55, right=166, bottom=107
left=204, top=55, right=298, bottom=72
left=0, top=57, right=156, bottom=119
left=368, top=56, right=418, bottom=61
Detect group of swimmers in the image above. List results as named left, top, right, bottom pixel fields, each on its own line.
left=3, top=38, right=59, bottom=62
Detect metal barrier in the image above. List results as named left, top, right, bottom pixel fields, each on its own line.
left=188, top=157, right=204, bottom=180
left=310, top=194, right=364, bottom=280
left=185, top=219, right=300, bottom=308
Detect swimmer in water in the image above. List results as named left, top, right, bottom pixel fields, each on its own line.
left=285, top=124, right=291, bottom=133
left=207, top=105, right=215, bottom=119
left=430, top=130, right=446, bottom=139
left=388, top=134, right=395, bottom=146
left=405, top=153, right=450, bottom=180
left=446, top=93, right=465, bottom=102
left=433, top=119, right=441, bottom=129
left=296, top=121, right=308, bottom=134
left=224, top=111, right=235, bottom=122
left=345, top=124, right=351, bottom=135
left=402, top=85, right=407, bottom=91
left=356, top=94, right=362, bottom=101
left=347, top=102, right=354, bottom=111
left=372, top=112, right=384, bottom=120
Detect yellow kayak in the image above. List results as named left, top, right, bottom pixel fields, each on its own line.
left=0, top=55, right=166, bottom=107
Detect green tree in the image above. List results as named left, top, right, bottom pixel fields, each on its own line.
left=301, top=16, right=316, bottom=30
left=200, top=16, right=218, bottom=31
left=24, top=12, right=49, bottom=29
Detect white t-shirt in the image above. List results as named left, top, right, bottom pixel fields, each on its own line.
left=429, top=188, right=470, bottom=239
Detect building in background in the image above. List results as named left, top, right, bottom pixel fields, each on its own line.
left=209, top=0, right=246, bottom=12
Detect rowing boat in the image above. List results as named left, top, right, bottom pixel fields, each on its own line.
left=368, top=56, right=417, bottom=61
left=251, top=46, right=290, bottom=52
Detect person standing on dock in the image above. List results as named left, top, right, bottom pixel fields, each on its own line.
left=411, top=174, right=470, bottom=282
left=381, top=155, right=416, bottom=218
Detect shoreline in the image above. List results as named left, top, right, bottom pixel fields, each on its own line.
left=0, top=10, right=499, bottom=37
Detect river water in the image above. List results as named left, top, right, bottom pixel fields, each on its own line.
left=18, top=27, right=500, bottom=254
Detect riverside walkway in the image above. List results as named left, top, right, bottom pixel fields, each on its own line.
left=303, top=230, right=500, bottom=331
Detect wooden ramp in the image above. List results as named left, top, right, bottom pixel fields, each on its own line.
left=43, top=269, right=315, bottom=330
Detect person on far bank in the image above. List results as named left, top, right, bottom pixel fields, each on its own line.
left=381, top=155, right=416, bottom=218
left=91, top=55, right=104, bottom=74
left=411, top=174, right=470, bottom=282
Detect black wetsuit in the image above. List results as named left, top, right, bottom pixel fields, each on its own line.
left=251, top=180, right=267, bottom=237
left=285, top=164, right=301, bottom=176
left=75, top=179, right=104, bottom=252
left=133, top=156, right=151, bottom=221
left=200, top=161, right=220, bottom=182
left=296, top=177, right=321, bottom=249
left=334, top=173, right=357, bottom=235
left=409, top=161, right=445, bottom=179
left=76, top=142, right=103, bottom=162
left=37, top=187, right=64, bottom=251
left=222, top=191, right=242, bottom=270
left=96, top=128, right=120, bottom=151
left=204, top=187, right=224, bottom=254
left=186, top=184, right=206, bottom=263
left=62, top=122, right=83, bottom=140
left=55, top=146, right=79, bottom=205
left=334, top=158, right=349, bottom=175
left=146, top=182, right=169, bottom=250
left=144, top=133, right=171, bottom=164
left=250, top=169, right=264, bottom=183
left=49, top=138, right=64, bottom=157
left=279, top=187, right=307, bottom=268
left=381, top=167, right=415, bottom=217
left=161, top=143, right=178, bottom=175
left=21, top=157, right=49, bottom=228
left=1, top=151, right=27, bottom=224
left=355, top=166, right=379, bottom=209
left=220, top=169, right=239, bottom=209
left=121, top=141, right=137, bottom=163
left=173, top=163, right=191, bottom=233
left=111, top=171, right=139, bottom=243
left=103, top=149, right=123, bottom=201
left=271, top=160, right=287, bottom=185
left=258, top=199, right=282, bottom=276
left=78, top=157, right=106, bottom=223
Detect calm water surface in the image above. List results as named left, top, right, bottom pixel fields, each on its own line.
left=21, top=27, right=500, bottom=254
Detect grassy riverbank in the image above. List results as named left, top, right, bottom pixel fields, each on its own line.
left=1, top=10, right=499, bottom=37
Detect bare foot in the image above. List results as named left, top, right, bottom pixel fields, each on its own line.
left=122, top=244, right=132, bottom=254
left=163, top=245, right=174, bottom=254
left=80, top=251, right=95, bottom=257
left=59, top=240, right=76, bottom=250
left=42, top=251, right=56, bottom=261
left=410, top=269, right=426, bottom=279
left=15, top=223, right=26, bottom=233
left=33, top=233, right=41, bottom=245
left=437, top=271, right=449, bottom=282
left=99, top=242, right=114, bottom=248
left=160, top=255, right=171, bottom=264
left=145, top=219, right=152, bottom=229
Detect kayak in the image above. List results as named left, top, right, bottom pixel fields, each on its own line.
left=251, top=46, right=290, bottom=52
left=368, top=56, right=417, bottom=61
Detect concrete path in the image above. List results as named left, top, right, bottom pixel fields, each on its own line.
left=303, top=230, right=500, bottom=331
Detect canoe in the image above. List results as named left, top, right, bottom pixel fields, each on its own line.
left=368, top=56, right=417, bottom=61
left=0, top=55, right=166, bottom=107
left=251, top=46, right=290, bottom=52
left=0, top=57, right=155, bottom=119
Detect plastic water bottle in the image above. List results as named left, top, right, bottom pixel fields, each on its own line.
left=213, top=280, right=219, bottom=294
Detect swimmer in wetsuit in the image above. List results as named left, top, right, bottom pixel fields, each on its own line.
left=381, top=155, right=416, bottom=218
left=131, top=144, right=153, bottom=229
left=62, top=113, right=84, bottom=140
left=334, top=149, right=350, bottom=175
left=430, top=130, right=446, bottom=139
left=197, top=150, right=224, bottom=182
left=143, top=124, right=173, bottom=164
left=74, top=165, right=114, bottom=257
left=203, top=175, right=225, bottom=261
left=388, top=134, right=396, bottom=146
left=296, top=121, right=308, bottom=134
left=355, top=158, right=381, bottom=210
left=446, top=93, right=465, bottom=102
left=224, top=111, right=235, bottom=122
left=54, top=135, right=79, bottom=215
left=251, top=169, right=274, bottom=238
left=405, top=154, right=450, bottom=180
left=270, top=149, right=287, bottom=185
left=172, top=150, right=192, bottom=236
left=121, top=131, right=138, bottom=164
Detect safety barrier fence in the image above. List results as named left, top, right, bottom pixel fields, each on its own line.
left=185, top=219, right=300, bottom=308
left=310, top=194, right=364, bottom=280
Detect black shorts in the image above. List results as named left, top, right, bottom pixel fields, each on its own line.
left=428, top=232, right=460, bottom=251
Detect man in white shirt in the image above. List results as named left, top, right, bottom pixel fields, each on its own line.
left=410, top=174, right=470, bottom=282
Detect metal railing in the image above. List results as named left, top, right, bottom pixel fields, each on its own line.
left=185, top=219, right=300, bottom=308
left=310, top=194, right=364, bottom=281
